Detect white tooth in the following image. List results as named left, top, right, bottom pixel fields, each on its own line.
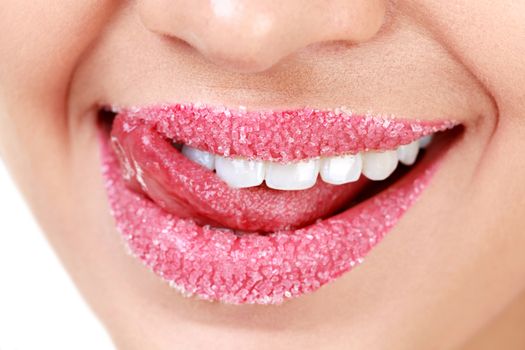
left=419, top=135, right=433, bottom=148
left=266, top=159, right=320, bottom=190
left=215, top=156, right=265, bottom=188
left=362, top=150, right=398, bottom=181
left=320, top=154, right=362, bottom=185
left=182, top=145, right=215, bottom=170
left=397, top=141, right=420, bottom=166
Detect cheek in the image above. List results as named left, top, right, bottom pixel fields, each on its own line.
left=409, top=0, right=525, bottom=284
left=0, top=0, right=117, bottom=127
left=0, top=1, right=117, bottom=201
left=412, top=0, right=525, bottom=118
left=0, top=1, right=114, bottom=96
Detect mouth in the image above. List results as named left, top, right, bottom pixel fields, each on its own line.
left=99, top=103, right=459, bottom=304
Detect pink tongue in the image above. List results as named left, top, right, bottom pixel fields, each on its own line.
left=111, top=116, right=369, bottom=232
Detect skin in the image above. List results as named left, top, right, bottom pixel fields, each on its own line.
left=1, top=0, right=524, bottom=349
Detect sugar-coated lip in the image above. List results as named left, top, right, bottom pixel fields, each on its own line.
left=101, top=103, right=455, bottom=304
left=115, top=103, right=456, bottom=162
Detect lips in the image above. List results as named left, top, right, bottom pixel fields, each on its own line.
left=101, top=103, right=457, bottom=304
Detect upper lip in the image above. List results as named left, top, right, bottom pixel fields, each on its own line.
left=114, top=103, right=457, bottom=162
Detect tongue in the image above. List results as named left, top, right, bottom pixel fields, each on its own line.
left=111, top=115, right=369, bottom=232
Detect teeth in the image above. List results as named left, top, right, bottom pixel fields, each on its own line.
left=320, top=154, right=362, bottom=185
left=266, top=159, right=320, bottom=190
left=179, top=134, right=434, bottom=189
left=419, top=135, right=433, bottom=148
left=182, top=145, right=215, bottom=170
left=215, top=156, right=265, bottom=188
left=397, top=141, right=420, bottom=166
left=361, top=150, right=399, bottom=181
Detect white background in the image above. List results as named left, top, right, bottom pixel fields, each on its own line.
left=0, top=160, right=114, bottom=349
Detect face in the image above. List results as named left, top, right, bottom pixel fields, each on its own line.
left=1, top=1, right=525, bottom=349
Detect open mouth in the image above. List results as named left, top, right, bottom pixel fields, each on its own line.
left=99, top=103, right=459, bottom=304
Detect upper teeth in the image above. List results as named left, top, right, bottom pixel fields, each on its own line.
left=181, top=135, right=432, bottom=190
left=215, top=156, right=265, bottom=188
left=361, top=150, right=399, bottom=181
left=266, top=158, right=320, bottom=191
left=181, top=145, right=215, bottom=170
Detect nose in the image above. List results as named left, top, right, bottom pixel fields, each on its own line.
left=137, top=0, right=387, bottom=73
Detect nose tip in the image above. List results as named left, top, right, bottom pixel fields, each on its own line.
left=138, top=0, right=387, bottom=73
left=186, top=9, right=287, bottom=72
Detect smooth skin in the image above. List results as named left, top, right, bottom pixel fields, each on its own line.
left=1, top=1, right=525, bottom=349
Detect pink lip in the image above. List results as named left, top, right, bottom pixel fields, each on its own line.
left=101, top=103, right=455, bottom=304
left=117, top=103, right=455, bottom=162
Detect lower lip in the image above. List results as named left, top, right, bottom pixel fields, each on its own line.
left=100, top=129, right=442, bottom=304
